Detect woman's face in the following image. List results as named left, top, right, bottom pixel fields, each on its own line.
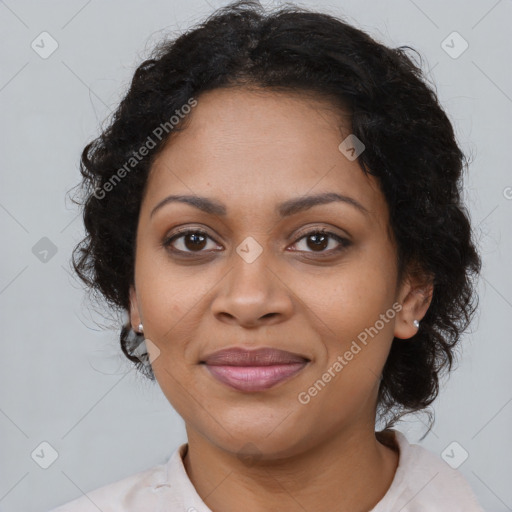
left=129, top=87, right=423, bottom=457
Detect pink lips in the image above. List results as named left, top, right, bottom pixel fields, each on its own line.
left=202, top=347, right=309, bottom=392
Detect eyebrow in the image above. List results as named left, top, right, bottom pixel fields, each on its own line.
left=149, top=192, right=370, bottom=219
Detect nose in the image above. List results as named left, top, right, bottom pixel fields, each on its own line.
left=210, top=252, right=294, bottom=328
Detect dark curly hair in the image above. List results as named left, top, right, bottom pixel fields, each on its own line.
left=70, top=0, right=482, bottom=430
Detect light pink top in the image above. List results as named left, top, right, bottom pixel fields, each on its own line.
left=49, top=429, right=485, bottom=511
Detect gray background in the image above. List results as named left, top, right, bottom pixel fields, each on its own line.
left=0, top=0, right=511, bottom=510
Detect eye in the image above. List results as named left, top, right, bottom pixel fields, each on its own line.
left=162, top=227, right=352, bottom=257
left=162, top=228, right=221, bottom=255
left=290, top=228, right=352, bottom=255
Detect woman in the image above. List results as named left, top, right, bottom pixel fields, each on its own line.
left=51, top=1, right=484, bottom=510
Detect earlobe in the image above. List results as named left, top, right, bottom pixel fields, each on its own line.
left=394, top=276, right=434, bottom=340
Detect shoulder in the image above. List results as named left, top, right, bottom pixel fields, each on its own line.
left=47, top=447, right=184, bottom=512
left=373, top=429, right=485, bottom=512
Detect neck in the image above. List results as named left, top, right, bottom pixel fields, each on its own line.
left=182, top=424, right=399, bottom=512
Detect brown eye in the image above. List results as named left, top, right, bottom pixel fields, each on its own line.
left=305, top=232, right=329, bottom=251
left=163, top=229, right=219, bottom=254
left=182, top=232, right=207, bottom=251
left=291, top=229, right=351, bottom=255
left=162, top=227, right=351, bottom=258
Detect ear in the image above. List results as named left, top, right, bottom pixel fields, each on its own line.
left=129, top=284, right=142, bottom=331
left=394, top=268, right=434, bottom=340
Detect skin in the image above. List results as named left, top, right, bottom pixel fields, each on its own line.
left=129, top=87, right=433, bottom=512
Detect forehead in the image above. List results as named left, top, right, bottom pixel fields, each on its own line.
left=144, top=87, right=388, bottom=224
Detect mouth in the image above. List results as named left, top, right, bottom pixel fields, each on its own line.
left=201, top=347, right=310, bottom=392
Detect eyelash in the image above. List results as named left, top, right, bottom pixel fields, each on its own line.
left=162, top=227, right=352, bottom=257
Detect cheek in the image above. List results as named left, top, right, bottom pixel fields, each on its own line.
left=296, top=259, right=396, bottom=335
left=293, top=258, right=397, bottom=396
left=136, top=249, right=201, bottom=330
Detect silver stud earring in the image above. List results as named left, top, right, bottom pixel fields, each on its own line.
left=413, top=319, right=420, bottom=329
left=138, top=322, right=144, bottom=334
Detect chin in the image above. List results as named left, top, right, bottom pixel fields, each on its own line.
left=191, top=404, right=317, bottom=460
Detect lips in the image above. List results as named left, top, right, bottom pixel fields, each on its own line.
left=203, top=347, right=309, bottom=366
left=201, top=347, right=310, bottom=392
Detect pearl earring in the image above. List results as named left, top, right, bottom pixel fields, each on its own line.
left=413, top=319, right=420, bottom=328
left=138, top=322, right=144, bottom=334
